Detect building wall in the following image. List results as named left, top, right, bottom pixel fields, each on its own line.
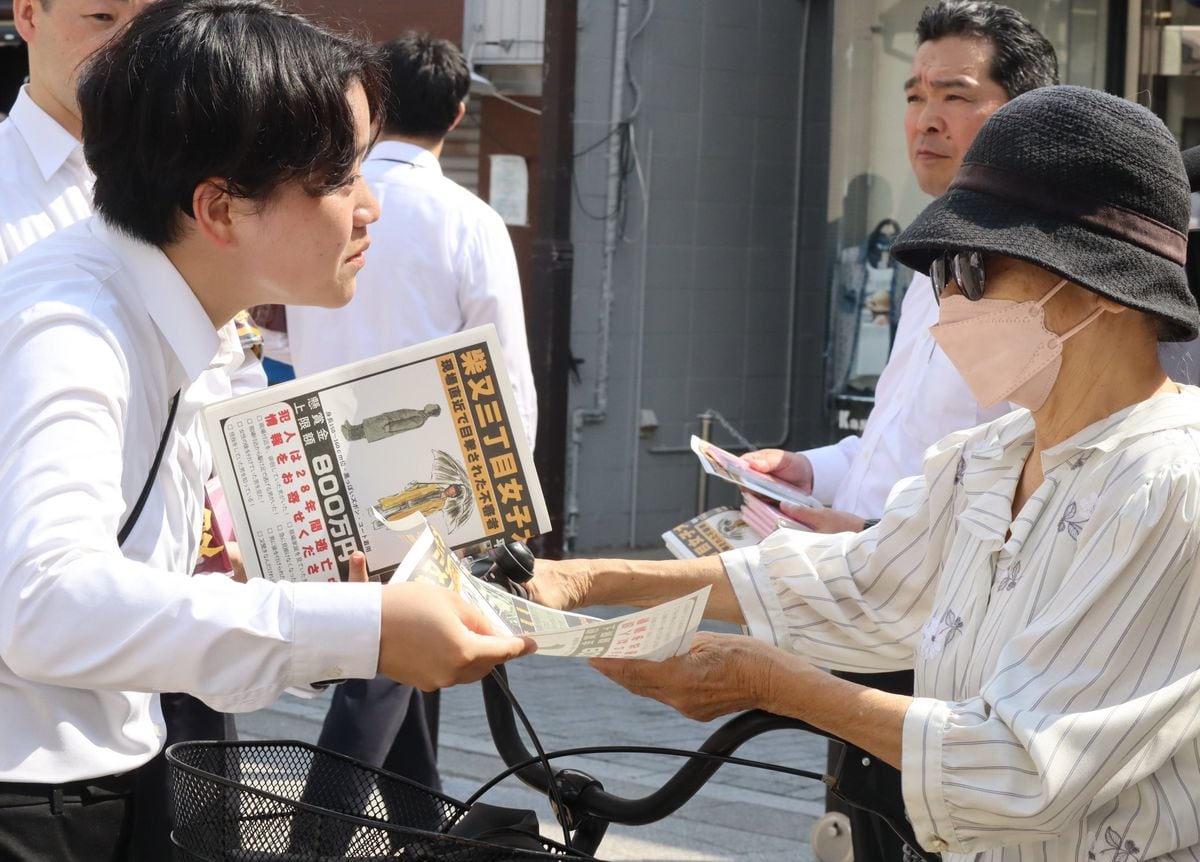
left=282, top=0, right=462, bottom=43
left=567, top=0, right=815, bottom=550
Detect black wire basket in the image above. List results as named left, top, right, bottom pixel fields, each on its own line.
left=167, top=740, right=589, bottom=861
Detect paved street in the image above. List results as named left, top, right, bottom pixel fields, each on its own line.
left=239, top=562, right=828, bottom=861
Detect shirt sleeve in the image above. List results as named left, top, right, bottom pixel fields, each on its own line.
left=902, top=461, right=1200, bottom=854
left=802, top=436, right=863, bottom=505
left=722, top=437, right=964, bottom=671
left=457, top=207, right=538, bottom=449
left=0, top=303, right=380, bottom=711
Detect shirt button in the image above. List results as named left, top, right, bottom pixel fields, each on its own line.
left=324, top=667, right=344, bottom=678
left=929, top=836, right=949, bottom=852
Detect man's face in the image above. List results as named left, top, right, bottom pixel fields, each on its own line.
left=242, top=82, right=380, bottom=310
left=904, top=35, right=1010, bottom=197
left=15, top=0, right=151, bottom=136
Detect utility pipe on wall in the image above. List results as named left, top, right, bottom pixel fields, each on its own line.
left=564, top=0, right=631, bottom=548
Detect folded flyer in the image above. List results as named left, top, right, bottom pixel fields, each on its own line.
left=203, top=325, right=549, bottom=583
left=661, top=506, right=761, bottom=560
left=690, top=436, right=821, bottom=509
left=739, top=492, right=809, bottom=537
left=386, top=513, right=708, bottom=661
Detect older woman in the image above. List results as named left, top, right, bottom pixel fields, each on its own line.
left=531, top=86, right=1200, bottom=860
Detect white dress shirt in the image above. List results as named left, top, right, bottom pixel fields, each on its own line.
left=0, top=218, right=381, bottom=782
left=285, top=140, right=538, bottom=446
left=805, top=273, right=1011, bottom=518
left=0, top=86, right=93, bottom=266
left=725, top=389, right=1200, bottom=859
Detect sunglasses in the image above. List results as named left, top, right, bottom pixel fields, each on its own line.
left=929, top=250, right=986, bottom=304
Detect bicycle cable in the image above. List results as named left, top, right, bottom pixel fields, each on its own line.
left=482, top=668, right=577, bottom=850
left=463, top=744, right=827, bottom=818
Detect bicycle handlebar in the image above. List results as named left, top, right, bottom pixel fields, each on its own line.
left=482, top=665, right=827, bottom=826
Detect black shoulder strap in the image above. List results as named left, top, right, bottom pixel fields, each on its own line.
left=118, top=390, right=181, bottom=548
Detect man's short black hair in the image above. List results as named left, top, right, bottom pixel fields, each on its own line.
left=79, top=0, right=384, bottom=247
left=916, top=1, right=1059, bottom=99
left=380, top=32, right=470, bottom=140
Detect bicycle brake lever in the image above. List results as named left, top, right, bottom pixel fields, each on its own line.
left=493, top=541, right=534, bottom=584
left=471, top=541, right=534, bottom=599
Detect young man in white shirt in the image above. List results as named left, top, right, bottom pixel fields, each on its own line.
left=741, top=3, right=1058, bottom=859
left=1, top=3, right=274, bottom=857
left=285, top=33, right=539, bottom=804
left=0, top=2, right=533, bottom=859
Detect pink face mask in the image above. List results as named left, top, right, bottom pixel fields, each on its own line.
left=929, top=279, right=1106, bottom=411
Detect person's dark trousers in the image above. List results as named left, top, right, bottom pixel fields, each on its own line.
left=829, top=669, right=914, bottom=862
left=0, top=773, right=138, bottom=861
left=423, top=689, right=440, bottom=754
left=292, top=676, right=441, bottom=854
left=132, top=692, right=237, bottom=862
left=317, top=675, right=441, bottom=791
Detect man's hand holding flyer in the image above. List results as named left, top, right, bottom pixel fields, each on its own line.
left=690, top=436, right=822, bottom=509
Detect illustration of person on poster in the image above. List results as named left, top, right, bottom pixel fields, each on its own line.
left=374, top=449, right=472, bottom=533
left=340, top=403, right=441, bottom=443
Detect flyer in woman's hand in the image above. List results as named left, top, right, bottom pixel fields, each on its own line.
left=383, top=513, right=709, bottom=661
left=690, top=436, right=822, bottom=508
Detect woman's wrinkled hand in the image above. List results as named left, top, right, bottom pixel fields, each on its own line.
left=525, top=557, right=596, bottom=611
left=589, top=632, right=804, bottom=722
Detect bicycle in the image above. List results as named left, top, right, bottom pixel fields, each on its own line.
left=167, top=542, right=937, bottom=861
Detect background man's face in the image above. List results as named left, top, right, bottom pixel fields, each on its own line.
left=904, top=35, right=1010, bottom=197
left=16, top=0, right=151, bottom=134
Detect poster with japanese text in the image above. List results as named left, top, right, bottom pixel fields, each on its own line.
left=202, top=326, right=549, bottom=583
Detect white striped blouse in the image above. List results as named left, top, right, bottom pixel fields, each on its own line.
left=723, top=387, right=1200, bottom=861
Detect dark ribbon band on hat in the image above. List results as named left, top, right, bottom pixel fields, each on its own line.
left=949, top=163, right=1188, bottom=266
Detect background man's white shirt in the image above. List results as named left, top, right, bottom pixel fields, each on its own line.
left=286, top=140, right=538, bottom=447
left=804, top=273, right=1011, bottom=517
left=0, top=86, right=93, bottom=266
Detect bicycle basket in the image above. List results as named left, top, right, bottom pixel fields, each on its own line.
left=167, top=740, right=589, bottom=861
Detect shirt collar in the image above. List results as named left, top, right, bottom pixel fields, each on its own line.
left=1040, top=385, right=1200, bottom=472
left=955, top=411, right=1035, bottom=544
left=969, top=408, right=1035, bottom=462
left=366, top=140, right=443, bottom=176
left=8, top=86, right=85, bottom=184
left=91, top=218, right=221, bottom=384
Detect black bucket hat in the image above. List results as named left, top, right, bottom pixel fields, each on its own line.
left=892, top=85, right=1200, bottom=341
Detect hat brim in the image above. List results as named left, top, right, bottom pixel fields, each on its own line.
left=891, top=187, right=1200, bottom=342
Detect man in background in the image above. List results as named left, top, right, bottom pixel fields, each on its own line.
left=744, top=3, right=1057, bottom=858
left=286, top=32, right=538, bottom=794
left=1, top=0, right=147, bottom=264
